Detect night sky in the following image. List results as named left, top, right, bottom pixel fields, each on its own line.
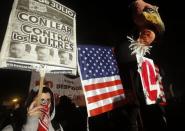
left=0, top=0, right=185, bottom=123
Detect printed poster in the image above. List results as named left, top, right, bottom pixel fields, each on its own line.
left=29, top=71, right=86, bottom=106
left=0, top=0, right=77, bottom=75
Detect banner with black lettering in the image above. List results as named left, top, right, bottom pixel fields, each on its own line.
left=136, top=55, right=160, bottom=105
left=0, top=0, right=77, bottom=75
left=29, top=71, right=86, bottom=106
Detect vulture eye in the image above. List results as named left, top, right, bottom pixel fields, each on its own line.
left=143, top=7, right=155, bottom=13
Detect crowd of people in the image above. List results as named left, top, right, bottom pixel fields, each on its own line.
left=0, top=87, right=87, bottom=131
left=0, top=85, right=169, bottom=131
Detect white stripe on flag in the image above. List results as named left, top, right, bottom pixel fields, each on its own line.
left=86, top=84, right=123, bottom=97
left=87, top=94, right=125, bottom=110
left=83, top=75, right=121, bottom=85
left=155, top=65, right=167, bottom=105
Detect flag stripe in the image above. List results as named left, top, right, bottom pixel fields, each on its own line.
left=155, top=64, right=167, bottom=106
left=89, top=99, right=126, bottom=116
left=87, top=94, right=125, bottom=110
left=86, top=84, right=123, bottom=97
left=87, top=89, right=125, bottom=103
left=83, top=75, right=121, bottom=85
left=85, top=79, right=122, bottom=91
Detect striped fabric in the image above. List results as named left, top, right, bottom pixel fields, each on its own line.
left=78, top=45, right=125, bottom=117
left=155, top=65, right=167, bottom=106
left=136, top=55, right=160, bottom=105
left=38, top=104, right=50, bottom=131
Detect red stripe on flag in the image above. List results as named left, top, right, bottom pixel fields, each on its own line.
left=87, top=89, right=125, bottom=104
left=85, top=80, right=122, bottom=91
left=89, top=99, right=126, bottom=116
left=155, top=64, right=167, bottom=106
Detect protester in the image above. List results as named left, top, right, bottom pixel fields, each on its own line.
left=1, top=86, right=63, bottom=131
left=0, top=101, right=27, bottom=131
left=23, top=86, right=64, bottom=131
left=53, top=95, right=86, bottom=131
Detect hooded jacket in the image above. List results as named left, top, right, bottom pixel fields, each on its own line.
left=2, top=87, right=64, bottom=131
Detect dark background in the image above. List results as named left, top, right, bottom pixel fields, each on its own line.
left=0, top=0, right=185, bottom=130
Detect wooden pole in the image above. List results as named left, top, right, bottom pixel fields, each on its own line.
left=37, top=69, right=46, bottom=105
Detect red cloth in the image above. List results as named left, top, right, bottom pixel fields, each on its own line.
left=154, top=65, right=167, bottom=106
left=38, top=104, right=50, bottom=131
left=136, top=55, right=159, bottom=105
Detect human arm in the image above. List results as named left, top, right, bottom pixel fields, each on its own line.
left=22, top=101, right=42, bottom=131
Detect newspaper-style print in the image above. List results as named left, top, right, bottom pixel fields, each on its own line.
left=0, top=0, right=77, bottom=75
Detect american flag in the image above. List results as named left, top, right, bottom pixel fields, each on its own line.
left=78, top=45, right=125, bottom=117
left=155, top=65, right=167, bottom=106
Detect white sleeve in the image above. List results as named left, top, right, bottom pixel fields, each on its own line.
left=59, top=124, right=64, bottom=131
left=2, top=125, right=13, bottom=131
left=22, top=116, right=39, bottom=131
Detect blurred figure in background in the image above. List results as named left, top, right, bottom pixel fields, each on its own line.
left=53, top=95, right=86, bottom=131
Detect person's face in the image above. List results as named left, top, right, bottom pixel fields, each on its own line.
left=10, top=43, right=25, bottom=58
left=40, top=92, right=51, bottom=106
left=37, top=48, right=50, bottom=61
left=138, top=29, right=155, bottom=46
left=59, top=52, right=69, bottom=64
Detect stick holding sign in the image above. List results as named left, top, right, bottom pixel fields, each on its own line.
left=0, top=0, right=77, bottom=75
left=0, top=0, right=77, bottom=130
left=36, top=68, right=46, bottom=106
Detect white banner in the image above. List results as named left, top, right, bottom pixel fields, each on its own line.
left=136, top=55, right=160, bottom=105
left=0, top=0, right=77, bottom=75
left=29, top=71, right=86, bottom=106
